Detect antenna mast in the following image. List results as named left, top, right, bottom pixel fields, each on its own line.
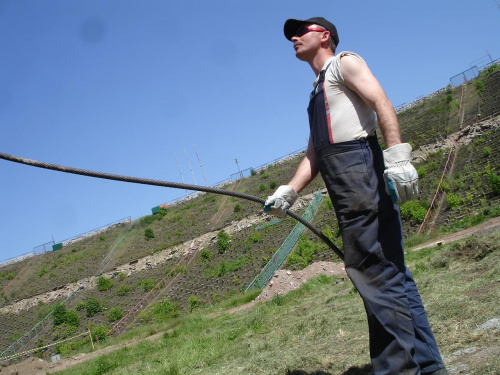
left=193, top=145, right=208, bottom=186
left=173, top=152, right=188, bottom=195
left=184, top=148, right=197, bottom=185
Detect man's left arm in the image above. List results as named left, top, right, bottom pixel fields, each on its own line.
left=340, top=55, right=418, bottom=204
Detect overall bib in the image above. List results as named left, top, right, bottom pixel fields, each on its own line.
left=307, top=65, right=445, bottom=375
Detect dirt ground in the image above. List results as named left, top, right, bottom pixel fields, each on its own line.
left=2, top=217, right=499, bottom=375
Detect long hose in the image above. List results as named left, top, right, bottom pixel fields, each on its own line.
left=0, top=152, right=344, bottom=260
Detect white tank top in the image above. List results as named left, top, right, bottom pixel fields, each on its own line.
left=312, top=51, right=376, bottom=144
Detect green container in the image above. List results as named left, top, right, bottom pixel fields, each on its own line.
left=52, top=243, right=63, bottom=251
left=151, top=206, right=160, bottom=215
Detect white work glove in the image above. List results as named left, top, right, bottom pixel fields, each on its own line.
left=383, top=143, right=419, bottom=205
left=263, top=185, right=298, bottom=218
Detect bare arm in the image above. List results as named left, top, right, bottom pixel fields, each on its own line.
left=288, top=136, right=320, bottom=193
left=340, top=55, right=402, bottom=148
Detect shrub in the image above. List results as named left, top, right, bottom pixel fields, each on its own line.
left=200, top=249, right=213, bottom=263
left=189, top=295, right=200, bottom=312
left=90, top=324, right=108, bottom=341
left=486, top=167, right=500, bottom=195
left=107, top=307, right=124, bottom=322
left=446, top=193, right=463, bottom=209
left=286, top=236, right=322, bottom=270
left=38, top=266, right=47, bottom=278
left=53, top=304, right=67, bottom=326
left=145, top=228, right=155, bottom=240
left=139, top=279, right=156, bottom=292
left=116, top=285, right=132, bottom=296
left=247, top=232, right=264, bottom=243
left=399, top=201, right=428, bottom=223
left=85, top=298, right=102, bottom=317
left=482, top=146, right=492, bottom=157
left=142, top=298, right=179, bottom=323
left=250, top=169, right=257, bottom=176
left=269, top=180, right=278, bottom=189
left=416, top=165, right=427, bottom=179
left=476, top=80, right=484, bottom=93
left=233, top=203, right=243, bottom=213
left=259, top=183, right=267, bottom=191
left=97, top=276, right=114, bottom=292
left=76, top=301, right=86, bottom=311
left=216, top=230, right=231, bottom=254
left=65, top=310, right=80, bottom=328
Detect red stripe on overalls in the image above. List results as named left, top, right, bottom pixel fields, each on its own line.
left=322, top=82, right=334, bottom=144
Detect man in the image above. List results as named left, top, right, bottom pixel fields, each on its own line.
left=264, top=17, right=447, bottom=375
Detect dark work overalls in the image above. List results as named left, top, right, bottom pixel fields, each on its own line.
left=308, top=65, right=445, bottom=375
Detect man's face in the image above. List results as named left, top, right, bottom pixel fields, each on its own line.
left=290, top=24, right=328, bottom=61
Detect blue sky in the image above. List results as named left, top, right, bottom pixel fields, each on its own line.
left=1, top=0, right=499, bottom=262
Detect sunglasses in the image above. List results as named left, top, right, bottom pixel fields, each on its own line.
left=294, top=26, right=330, bottom=38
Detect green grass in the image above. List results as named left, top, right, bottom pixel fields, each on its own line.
left=52, top=230, right=500, bottom=374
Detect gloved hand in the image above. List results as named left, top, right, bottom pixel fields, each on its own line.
left=383, top=143, right=419, bottom=205
left=263, top=185, right=298, bottom=218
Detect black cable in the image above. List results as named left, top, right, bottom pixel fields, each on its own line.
left=0, top=152, right=343, bottom=260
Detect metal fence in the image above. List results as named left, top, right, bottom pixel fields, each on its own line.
left=450, top=66, right=480, bottom=87
left=245, top=189, right=324, bottom=291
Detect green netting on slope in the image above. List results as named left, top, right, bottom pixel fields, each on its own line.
left=246, top=190, right=323, bottom=291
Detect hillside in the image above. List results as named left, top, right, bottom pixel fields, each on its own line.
left=0, top=64, right=499, bottom=371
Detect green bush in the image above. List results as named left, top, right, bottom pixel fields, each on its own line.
left=446, top=193, right=463, bottom=209
left=53, top=304, right=67, bottom=326
left=76, top=301, right=86, bottom=311
left=38, top=266, right=47, bottom=278
left=259, top=183, right=267, bottom=191
left=107, top=307, right=124, bottom=322
left=116, top=285, right=132, bottom=296
left=399, top=201, right=428, bottom=223
left=486, top=170, right=500, bottom=195
left=85, top=298, right=102, bottom=317
left=233, top=203, right=243, bottom=213
left=65, top=310, right=80, bottom=328
left=90, top=324, right=109, bottom=341
left=482, top=146, right=492, bottom=157
left=200, top=249, right=213, bottom=263
left=189, top=295, right=200, bottom=312
left=204, top=256, right=250, bottom=278
left=142, top=298, right=179, bottom=323
left=416, top=165, right=427, bottom=179
left=97, top=276, right=114, bottom=291
left=217, top=230, right=231, bottom=254
left=145, top=228, right=155, bottom=240
left=269, top=180, right=278, bottom=189
left=139, top=279, right=156, bottom=292
left=53, top=304, right=80, bottom=328
left=286, top=236, right=323, bottom=270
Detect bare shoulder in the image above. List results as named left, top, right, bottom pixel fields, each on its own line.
left=339, top=53, right=369, bottom=76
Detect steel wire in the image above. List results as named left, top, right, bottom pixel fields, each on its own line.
left=0, top=152, right=343, bottom=260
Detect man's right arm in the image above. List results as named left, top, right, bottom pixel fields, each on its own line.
left=263, top=136, right=319, bottom=217
left=288, top=136, right=319, bottom=193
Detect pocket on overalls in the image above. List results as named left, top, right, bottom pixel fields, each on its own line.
left=319, top=147, right=377, bottom=224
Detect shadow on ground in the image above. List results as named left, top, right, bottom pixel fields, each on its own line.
left=286, top=364, right=373, bottom=375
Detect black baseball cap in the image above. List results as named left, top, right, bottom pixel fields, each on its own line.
left=284, top=17, right=339, bottom=46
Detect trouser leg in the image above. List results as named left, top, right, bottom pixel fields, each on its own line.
left=405, top=268, right=446, bottom=374
left=318, top=138, right=422, bottom=374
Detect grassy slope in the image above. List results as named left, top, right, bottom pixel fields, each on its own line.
left=52, top=230, right=500, bottom=375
